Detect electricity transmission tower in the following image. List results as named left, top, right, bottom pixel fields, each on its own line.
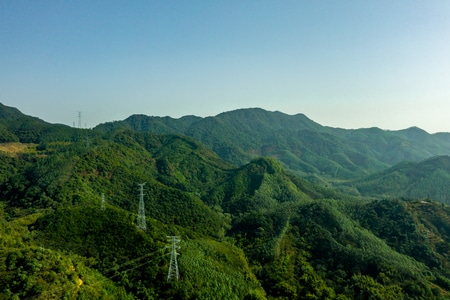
left=101, top=193, right=105, bottom=210
left=137, top=183, right=147, bottom=231
left=167, top=236, right=181, bottom=281
left=78, top=111, right=82, bottom=129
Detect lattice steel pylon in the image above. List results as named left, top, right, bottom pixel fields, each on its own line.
left=167, top=236, right=181, bottom=281
left=78, top=111, right=82, bottom=128
left=137, top=183, right=147, bottom=231
left=101, top=193, right=105, bottom=210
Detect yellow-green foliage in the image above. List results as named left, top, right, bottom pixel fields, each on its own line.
left=351, top=274, right=403, bottom=300
left=175, top=239, right=264, bottom=300
left=0, top=209, right=134, bottom=300
left=2, top=107, right=450, bottom=299
left=0, top=246, right=133, bottom=300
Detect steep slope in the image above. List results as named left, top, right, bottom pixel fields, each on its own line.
left=0, top=211, right=134, bottom=299
left=0, top=130, right=267, bottom=298
left=3, top=105, right=450, bottom=298
left=95, top=107, right=450, bottom=182
left=338, top=126, right=450, bottom=165
left=1, top=127, right=339, bottom=230
left=1, top=131, right=234, bottom=236
left=0, top=204, right=263, bottom=299
left=231, top=198, right=450, bottom=299
left=0, top=102, right=84, bottom=143
left=97, top=114, right=201, bottom=134
left=350, top=155, right=450, bottom=203
left=211, top=156, right=349, bottom=215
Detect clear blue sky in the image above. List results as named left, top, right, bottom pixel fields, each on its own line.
left=1, top=1, right=449, bottom=132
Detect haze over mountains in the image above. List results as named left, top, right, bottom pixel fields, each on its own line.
left=2, top=102, right=450, bottom=199
left=95, top=107, right=450, bottom=184
left=2, top=102, right=450, bottom=201
left=1, top=102, right=450, bottom=299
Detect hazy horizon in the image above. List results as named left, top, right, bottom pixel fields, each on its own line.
left=1, top=1, right=449, bottom=133
left=3, top=102, right=449, bottom=135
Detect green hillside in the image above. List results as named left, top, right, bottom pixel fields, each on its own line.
left=2, top=103, right=450, bottom=299
left=0, top=103, right=83, bottom=144
left=95, top=108, right=450, bottom=182
left=349, top=155, right=450, bottom=203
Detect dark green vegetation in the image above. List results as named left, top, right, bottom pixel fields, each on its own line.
left=1, top=102, right=450, bottom=299
left=347, top=155, right=450, bottom=203
left=96, top=107, right=450, bottom=183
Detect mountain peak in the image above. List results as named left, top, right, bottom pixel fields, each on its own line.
left=0, top=102, right=26, bottom=120
left=404, top=126, right=429, bottom=134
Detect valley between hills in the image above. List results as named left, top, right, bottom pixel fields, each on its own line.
left=1, top=102, right=450, bottom=299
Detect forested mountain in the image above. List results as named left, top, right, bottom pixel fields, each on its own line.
left=95, top=108, right=450, bottom=182
left=0, top=103, right=80, bottom=144
left=346, top=155, right=450, bottom=203
left=2, top=103, right=450, bottom=299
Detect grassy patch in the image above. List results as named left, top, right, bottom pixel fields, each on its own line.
left=0, top=143, right=37, bottom=155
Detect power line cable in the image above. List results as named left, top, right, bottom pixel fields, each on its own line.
left=102, top=248, right=161, bottom=274
left=22, top=250, right=164, bottom=300
left=108, top=253, right=166, bottom=279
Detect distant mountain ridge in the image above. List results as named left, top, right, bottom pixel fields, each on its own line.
left=4, top=103, right=450, bottom=298
left=0, top=102, right=77, bottom=143
left=349, top=155, right=450, bottom=203
left=95, top=107, right=450, bottom=181
left=2, top=102, right=450, bottom=182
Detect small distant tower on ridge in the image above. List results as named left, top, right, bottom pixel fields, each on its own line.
left=78, top=111, right=82, bottom=129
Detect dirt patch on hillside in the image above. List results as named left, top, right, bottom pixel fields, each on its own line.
left=0, top=142, right=36, bottom=155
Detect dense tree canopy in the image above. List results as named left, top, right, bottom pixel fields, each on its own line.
left=1, top=103, right=450, bottom=299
